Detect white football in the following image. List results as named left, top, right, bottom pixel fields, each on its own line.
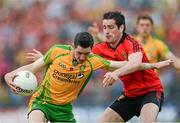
left=13, top=71, right=38, bottom=96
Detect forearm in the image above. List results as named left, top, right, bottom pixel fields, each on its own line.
left=9, top=64, right=35, bottom=75
left=172, top=58, right=180, bottom=70
left=109, top=61, right=128, bottom=69
left=166, top=52, right=180, bottom=70
left=113, top=62, right=141, bottom=76
left=4, top=64, right=35, bottom=85
left=139, top=63, right=153, bottom=70
left=5, top=58, right=44, bottom=80
left=122, top=59, right=172, bottom=72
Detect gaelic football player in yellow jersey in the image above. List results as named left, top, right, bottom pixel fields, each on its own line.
left=4, top=32, right=171, bottom=122
left=135, top=14, right=180, bottom=70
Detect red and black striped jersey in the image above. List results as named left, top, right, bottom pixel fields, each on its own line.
left=92, top=32, right=163, bottom=97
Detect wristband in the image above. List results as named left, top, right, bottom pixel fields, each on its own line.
left=145, top=64, right=152, bottom=69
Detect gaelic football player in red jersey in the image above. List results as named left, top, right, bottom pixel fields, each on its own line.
left=92, top=11, right=165, bottom=122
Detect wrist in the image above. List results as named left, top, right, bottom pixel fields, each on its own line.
left=145, top=64, right=152, bottom=69
left=114, top=71, right=120, bottom=77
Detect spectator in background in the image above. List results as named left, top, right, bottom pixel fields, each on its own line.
left=135, top=14, right=180, bottom=71
left=88, top=14, right=180, bottom=71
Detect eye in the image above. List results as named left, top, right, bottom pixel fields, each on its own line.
left=78, top=52, right=82, bottom=55
left=109, top=25, right=114, bottom=29
left=85, top=52, right=90, bottom=55
left=77, top=52, right=82, bottom=55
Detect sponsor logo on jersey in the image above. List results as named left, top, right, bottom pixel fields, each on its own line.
left=80, top=64, right=86, bottom=71
left=77, top=73, right=84, bottom=79
left=52, top=69, right=84, bottom=84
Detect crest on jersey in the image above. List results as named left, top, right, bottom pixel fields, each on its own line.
left=80, top=64, right=86, bottom=71
left=121, top=51, right=127, bottom=59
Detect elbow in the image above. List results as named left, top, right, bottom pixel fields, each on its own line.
left=4, top=72, right=11, bottom=83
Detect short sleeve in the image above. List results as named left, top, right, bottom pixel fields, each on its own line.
left=92, top=44, right=102, bottom=56
left=125, top=36, right=142, bottom=55
left=88, top=54, right=110, bottom=70
left=43, top=44, right=72, bottom=66
left=43, top=45, right=57, bottom=65
left=155, top=40, right=170, bottom=58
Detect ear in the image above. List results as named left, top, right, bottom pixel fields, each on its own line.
left=119, top=25, right=125, bottom=32
left=72, top=43, right=76, bottom=48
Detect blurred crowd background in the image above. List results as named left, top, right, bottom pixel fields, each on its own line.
left=0, top=0, right=179, bottom=122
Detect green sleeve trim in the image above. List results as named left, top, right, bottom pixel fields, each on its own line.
left=78, top=60, right=93, bottom=96
left=55, top=44, right=73, bottom=51
left=43, top=44, right=72, bottom=66
left=89, top=54, right=110, bottom=69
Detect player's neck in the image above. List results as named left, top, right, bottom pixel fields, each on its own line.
left=141, top=36, right=150, bottom=42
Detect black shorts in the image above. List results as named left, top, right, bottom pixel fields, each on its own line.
left=109, top=91, right=164, bottom=122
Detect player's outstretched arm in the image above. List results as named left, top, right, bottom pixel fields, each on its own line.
left=103, top=54, right=173, bottom=87
left=140, top=59, right=173, bottom=70
left=26, top=49, right=43, bottom=62
left=4, top=57, right=45, bottom=92
left=109, top=59, right=173, bottom=70
left=166, top=52, right=180, bottom=70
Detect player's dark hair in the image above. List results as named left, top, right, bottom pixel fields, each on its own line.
left=137, top=14, right=154, bottom=25
left=103, top=11, right=126, bottom=31
left=74, top=32, right=94, bottom=49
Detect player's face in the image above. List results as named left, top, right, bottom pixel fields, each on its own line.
left=103, top=19, right=122, bottom=44
left=73, top=46, right=91, bottom=64
left=136, top=19, right=153, bottom=38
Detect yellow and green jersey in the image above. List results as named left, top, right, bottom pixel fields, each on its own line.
left=135, top=35, right=170, bottom=63
left=29, top=44, right=110, bottom=106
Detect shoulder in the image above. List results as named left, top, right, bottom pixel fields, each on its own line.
left=92, top=42, right=107, bottom=53
left=154, top=38, right=166, bottom=45
left=126, top=34, right=139, bottom=43
left=124, top=34, right=141, bottom=47
left=152, top=37, right=168, bottom=48
left=88, top=53, right=109, bottom=65
left=49, top=44, right=72, bottom=53
left=51, top=44, right=73, bottom=51
left=88, top=53, right=102, bottom=59
left=94, top=42, right=107, bottom=48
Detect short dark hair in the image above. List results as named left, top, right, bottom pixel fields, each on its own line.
left=103, top=11, right=125, bottom=30
left=137, top=15, right=154, bottom=25
left=74, top=32, right=94, bottom=49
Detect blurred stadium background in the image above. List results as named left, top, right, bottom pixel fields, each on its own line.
left=0, top=0, right=179, bottom=122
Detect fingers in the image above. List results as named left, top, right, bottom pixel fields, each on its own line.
left=162, top=59, right=173, bottom=66
left=9, top=83, right=18, bottom=92
left=33, top=49, right=43, bottom=56
left=26, top=53, right=37, bottom=62
left=155, top=59, right=174, bottom=69
left=168, top=59, right=174, bottom=64
left=103, top=76, right=112, bottom=87
left=103, top=72, right=119, bottom=87
left=92, top=22, right=98, bottom=27
left=8, top=75, right=19, bottom=93
left=26, top=49, right=43, bottom=62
